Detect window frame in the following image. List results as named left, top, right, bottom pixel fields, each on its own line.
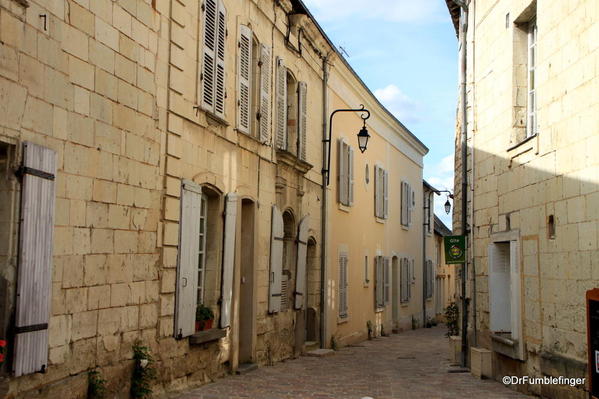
left=526, top=18, right=537, bottom=138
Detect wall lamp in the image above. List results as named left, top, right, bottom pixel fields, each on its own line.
left=322, top=104, right=371, bottom=186
left=436, top=190, right=454, bottom=215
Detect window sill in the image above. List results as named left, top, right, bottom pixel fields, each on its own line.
left=337, top=316, right=349, bottom=324
left=275, top=149, right=313, bottom=174
left=205, top=111, right=230, bottom=127
left=237, top=129, right=267, bottom=146
left=189, top=328, right=227, bottom=345
left=507, top=133, right=537, bottom=157
left=491, top=332, right=525, bottom=360
left=375, top=217, right=386, bottom=224
left=401, top=225, right=410, bottom=231
left=338, top=203, right=351, bottom=213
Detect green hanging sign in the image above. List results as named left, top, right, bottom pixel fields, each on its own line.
left=444, top=235, right=466, bottom=264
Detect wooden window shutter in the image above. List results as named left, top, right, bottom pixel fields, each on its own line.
left=200, top=0, right=218, bottom=112
left=400, top=181, right=407, bottom=226
left=348, top=146, right=354, bottom=206
left=338, top=139, right=347, bottom=205
left=275, top=57, right=287, bottom=150
left=375, top=256, right=384, bottom=309
left=174, top=180, right=202, bottom=339
left=400, top=258, right=408, bottom=303
left=383, top=170, right=389, bottom=219
left=259, top=44, right=271, bottom=143
left=214, top=0, right=227, bottom=118
left=220, top=193, right=238, bottom=328
left=298, top=81, right=307, bottom=161
left=13, top=142, right=56, bottom=377
left=489, top=243, right=511, bottom=332
left=374, top=165, right=380, bottom=217
left=407, top=184, right=413, bottom=226
left=237, top=25, right=252, bottom=134
left=384, top=257, right=390, bottom=304
left=268, top=206, right=284, bottom=313
left=339, top=254, right=348, bottom=318
left=294, top=215, right=310, bottom=310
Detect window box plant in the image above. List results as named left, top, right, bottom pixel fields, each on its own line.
left=195, top=304, right=214, bottom=331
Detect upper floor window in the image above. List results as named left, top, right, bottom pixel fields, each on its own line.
left=199, top=0, right=227, bottom=119
left=374, top=166, right=388, bottom=219
left=526, top=19, right=537, bottom=138
left=337, top=139, right=354, bottom=206
left=237, top=25, right=271, bottom=143
left=401, top=181, right=414, bottom=227
left=275, top=58, right=308, bottom=160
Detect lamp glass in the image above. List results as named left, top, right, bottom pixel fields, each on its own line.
left=444, top=199, right=451, bottom=215
left=357, top=127, right=370, bottom=153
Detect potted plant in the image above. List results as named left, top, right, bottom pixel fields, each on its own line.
left=0, top=339, right=6, bottom=366
left=195, top=305, right=214, bottom=331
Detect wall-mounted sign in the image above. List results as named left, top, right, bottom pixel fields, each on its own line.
left=587, top=289, right=599, bottom=399
left=444, top=235, right=466, bottom=264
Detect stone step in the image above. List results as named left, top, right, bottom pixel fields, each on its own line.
left=304, top=341, right=319, bottom=351
left=236, top=363, right=258, bottom=375
left=305, top=348, right=335, bottom=357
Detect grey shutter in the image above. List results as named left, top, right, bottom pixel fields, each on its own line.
left=220, top=193, right=238, bottom=328
left=294, top=215, right=310, bottom=310
left=175, top=180, right=202, bottom=339
left=408, top=184, right=414, bottom=226
left=400, top=258, right=408, bottom=303
left=14, top=142, right=56, bottom=377
left=489, top=243, right=511, bottom=332
left=410, top=259, right=414, bottom=299
left=384, top=257, right=390, bottom=304
left=401, top=181, right=407, bottom=226
left=383, top=170, right=389, bottom=219
left=338, top=139, right=347, bottom=205
left=339, top=254, right=348, bottom=318
left=214, top=0, right=227, bottom=118
left=237, top=25, right=252, bottom=134
left=374, top=165, right=380, bottom=217
left=259, top=44, right=271, bottom=143
left=298, top=81, right=307, bottom=161
left=348, top=146, right=354, bottom=206
left=200, top=0, right=217, bottom=112
left=268, top=206, right=284, bottom=313
left=375, top=257, right=384, bottom=309
left=275, top=57, right=287, bottom=150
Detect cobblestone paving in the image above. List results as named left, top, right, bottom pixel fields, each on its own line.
left=173, top=326, right=531, bottom=399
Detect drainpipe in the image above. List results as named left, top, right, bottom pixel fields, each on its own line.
left=422, top=191, right=429, bottom=328
left=452, top=0, right=470, bottom=368
left=320, top=54, right=330, bottom=349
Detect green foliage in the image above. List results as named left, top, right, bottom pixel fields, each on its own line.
left=88, top=369, right=107, bottom=399
left=444, top=302, right=460, bottom=337
left=131, top=341, right=157, bottom=398
left=195, top=304, right=214, bottom=321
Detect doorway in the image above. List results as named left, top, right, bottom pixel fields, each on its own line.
left=238, top=199, right=255, bottom=364
left=305, top=238, right=318, bottom=343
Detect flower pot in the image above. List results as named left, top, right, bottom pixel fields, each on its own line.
left=195, top=319, right=214, bottom=332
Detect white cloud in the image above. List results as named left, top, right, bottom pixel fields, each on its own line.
left=303, top=0, right=443, bottom=23
left=374, top=84, right=421, bottom=124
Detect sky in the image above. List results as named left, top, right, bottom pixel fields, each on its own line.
left=302, top=0, right=458, bottom=228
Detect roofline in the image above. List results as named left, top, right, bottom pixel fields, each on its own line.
left=445, top=0, right=460, bottom=36
left=423, top=180, right=440, bottom=194
left=434, top=215, right=453, bottom=236
left=292, top=0, right=429, bottom=154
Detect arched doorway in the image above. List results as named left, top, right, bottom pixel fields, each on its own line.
left=281, top=210, right=296, bottom=311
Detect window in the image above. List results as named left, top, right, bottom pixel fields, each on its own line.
left=337, top=139, right=354, bottom=206
left=364, top=255, right=369, bottom=284
left=199, top=0, right=227, bottom=119
left=197, top=194, right=208, bottom=304
left=400, top=258, right=411, bottom=303
left=401, top=181, right=414, bottom=227
left=374, top=166, right=388, bottom=219
left=339, top=253, right=348, bottom=319
left=425, top=260, right=434, bottom=299
left=374, top=256, right=390, bottom=309
left=488, top=240, right=523, bottom=358
left=275, top=58, right=307, bottom=160
left=526, top=19, right=537, bottom=138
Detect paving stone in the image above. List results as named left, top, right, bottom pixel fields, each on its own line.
left=168, top=326, right=533, bottom=399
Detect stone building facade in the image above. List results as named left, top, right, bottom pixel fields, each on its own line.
left=0, top=0, right=428, bottom=397
left=447, top=0, right=598, bottom=397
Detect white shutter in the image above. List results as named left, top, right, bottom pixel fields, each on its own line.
left=348, top=146, right=354, bottom=206
left=384, top=257, right=390, bottom=304
left=237, top=25, right=252, bottom=134
left=489, top=243, right=511, bottom=332
left=259, top=44, right=271, bottom=143
left=14, top=142, right=56, bottom=377
left=374, top=165, right=380, bottom=217
left=294, top=215, right=310, bottom=310
left=214, top=1, right=227, bottom=118
left=407, top=184, right=413, bottom=226
left=200, top=0, right=217, bottom=112
left=338, top=139, right=347, bottom=205
left=298, top=81, right=307, bottom=161
left=510, top=241, right=521, bottom=341
left=401, top=182, right=407, bottom=226
left=269, top=206, right=284, bottom=313
left=275, top=57, right=287, bottom=150
left=383, top=170, right=389, bottom=219
left=220, top=193, right=238, bottom=328
left=174, top=181, right=202, bottom=339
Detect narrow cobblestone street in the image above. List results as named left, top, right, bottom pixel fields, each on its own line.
left=171, top=326, right=531, bottom=399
